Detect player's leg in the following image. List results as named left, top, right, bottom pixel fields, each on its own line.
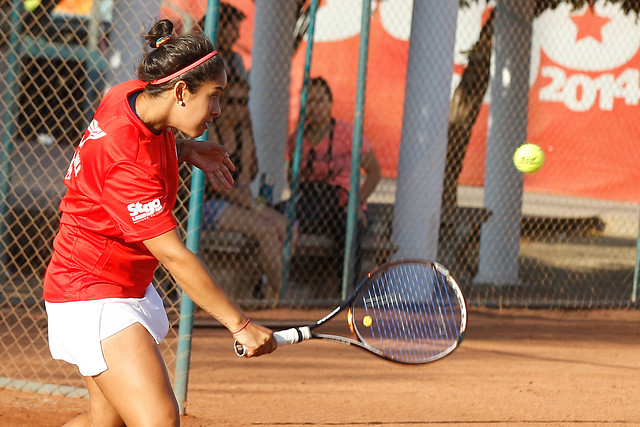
left=62, top=376, right=124, bottom=427
left=92, top=323, right=179, bottom=427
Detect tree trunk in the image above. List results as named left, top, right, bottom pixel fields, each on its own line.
left=441, top=10, right=494, bottom=210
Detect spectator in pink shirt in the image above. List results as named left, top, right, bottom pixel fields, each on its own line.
left=286, top=77, right=381, bottom=291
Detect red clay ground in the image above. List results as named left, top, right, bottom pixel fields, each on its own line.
left=1, top=308, right=639, bottom=426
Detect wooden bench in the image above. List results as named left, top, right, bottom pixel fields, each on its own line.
left=198, top=203, right=493, bottom=300
left=438, top=206, right=492, bottom=277
left=291, top=202, right=397, bottom=263
left=198, top=203, right=398, bottom=300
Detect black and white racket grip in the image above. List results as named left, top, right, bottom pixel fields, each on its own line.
left=234, top=327, right=311, bottom=357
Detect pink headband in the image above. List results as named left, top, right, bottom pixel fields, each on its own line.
left=150, top=50, right=218, bottom=85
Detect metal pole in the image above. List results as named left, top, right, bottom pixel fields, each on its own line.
left=632, top=209, right=640, bottom=303
left=250, top=0, right=297, bottom=201
left=174, top=0, right=220, bottom=415
left=475, top=0, right=534, bottom=286
left=341, top=0, right=373, bottom=300
left=107, top=0, right=162, bottom=86
left=392, top=0, right=458, bottom=261
left=0, top=1, right=23, bottom=273
left=280, top=0, right=320, bottom=301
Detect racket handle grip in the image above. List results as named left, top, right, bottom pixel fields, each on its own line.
left=273, top=326, right=311, bottom=345
left=234, top=327, right=311, bottom=357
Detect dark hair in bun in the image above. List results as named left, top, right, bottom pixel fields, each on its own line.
left=138, top=19, right=225, bottom=95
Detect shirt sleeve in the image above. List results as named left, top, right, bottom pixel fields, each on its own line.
left=102, top=161, right=177, bottom=242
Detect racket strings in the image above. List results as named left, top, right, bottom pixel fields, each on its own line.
left=355, top=262, right=464, bottom=363
left=395, top=264, right=457, bottom=359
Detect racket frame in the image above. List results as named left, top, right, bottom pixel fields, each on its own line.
left=235, top=259, right=467, bottom=364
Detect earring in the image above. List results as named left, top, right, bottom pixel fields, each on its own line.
left=178, top=100, right=185, bottom=107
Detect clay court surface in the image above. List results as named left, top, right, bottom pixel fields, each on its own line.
left=1, top=307, right=639, bottom=426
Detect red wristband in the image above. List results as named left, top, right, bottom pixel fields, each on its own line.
left=232, top=318, right=251, bottom=335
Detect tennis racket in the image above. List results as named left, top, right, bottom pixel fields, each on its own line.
left=234, top=259, right=467, bottom=364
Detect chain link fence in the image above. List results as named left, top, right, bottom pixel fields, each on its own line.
left=1, top=0, right=639, bottom=397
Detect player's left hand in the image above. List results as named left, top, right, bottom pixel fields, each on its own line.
left=180, top=140, right=236, bottom=191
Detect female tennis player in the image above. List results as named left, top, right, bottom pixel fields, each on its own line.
left=42, top=19, right=276, bottom=426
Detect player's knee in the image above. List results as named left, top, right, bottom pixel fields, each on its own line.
left=132, top=397, right=179, bottom=426
left=158, top=400, right=181, bottom=426
left=89, top=400, right=125, bottom=426
left=145, top=403, right=180, bottom=426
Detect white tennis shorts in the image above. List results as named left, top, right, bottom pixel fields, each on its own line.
left=45, top=284, right=170, bottom=376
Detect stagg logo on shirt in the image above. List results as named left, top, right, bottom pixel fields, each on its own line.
left=128, top=199, right=164, bottom=223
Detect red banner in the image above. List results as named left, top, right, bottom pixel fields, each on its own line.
left=163, top=0, right=640, bottom=202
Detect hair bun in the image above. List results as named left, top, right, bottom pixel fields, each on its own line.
left=144, top=19, right=174, bottom=49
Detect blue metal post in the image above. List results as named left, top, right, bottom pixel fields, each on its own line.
left=633, top=209, right=640, bottom=303
left=0, top=1, right=23, bottom=270
left=341, top=0, right=373, bottom=300
left=174, top=0, right=220, bottom=415
left=280, top=0, right=320, bottom=301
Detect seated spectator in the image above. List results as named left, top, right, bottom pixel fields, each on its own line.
left=198, top=2, right=248, bottom=81
left=286, top=76, right=381, bottom=290
left=203, top=75, right=290, bottom=302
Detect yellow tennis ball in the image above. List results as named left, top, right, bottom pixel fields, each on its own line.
left=513, top=143, right=545, bottom=173
left=362, top=315, right=372, bottom=327
left=23, top=0, right=41, bottom=12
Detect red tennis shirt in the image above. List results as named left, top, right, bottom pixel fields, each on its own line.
left=43, top=80, right=179, bottom=302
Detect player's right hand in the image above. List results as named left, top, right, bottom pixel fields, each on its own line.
left=234, top=321, right=277, bottom=357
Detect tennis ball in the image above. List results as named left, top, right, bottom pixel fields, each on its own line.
left=362, top=315, right=372, bottom=327
left=513, top=143, right=545, bottom=173
left=23, top=0, right=41, bottom=12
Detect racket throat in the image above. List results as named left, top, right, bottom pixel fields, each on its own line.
left=297, top=326, right=312, bottom=342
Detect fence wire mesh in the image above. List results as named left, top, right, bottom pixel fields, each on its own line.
left=0, top=0, right=639, bottom=397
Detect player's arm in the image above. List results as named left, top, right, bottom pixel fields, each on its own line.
left=143, top=228, right=276, bottom=357
left=175, top=138, right=236, bottom=191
